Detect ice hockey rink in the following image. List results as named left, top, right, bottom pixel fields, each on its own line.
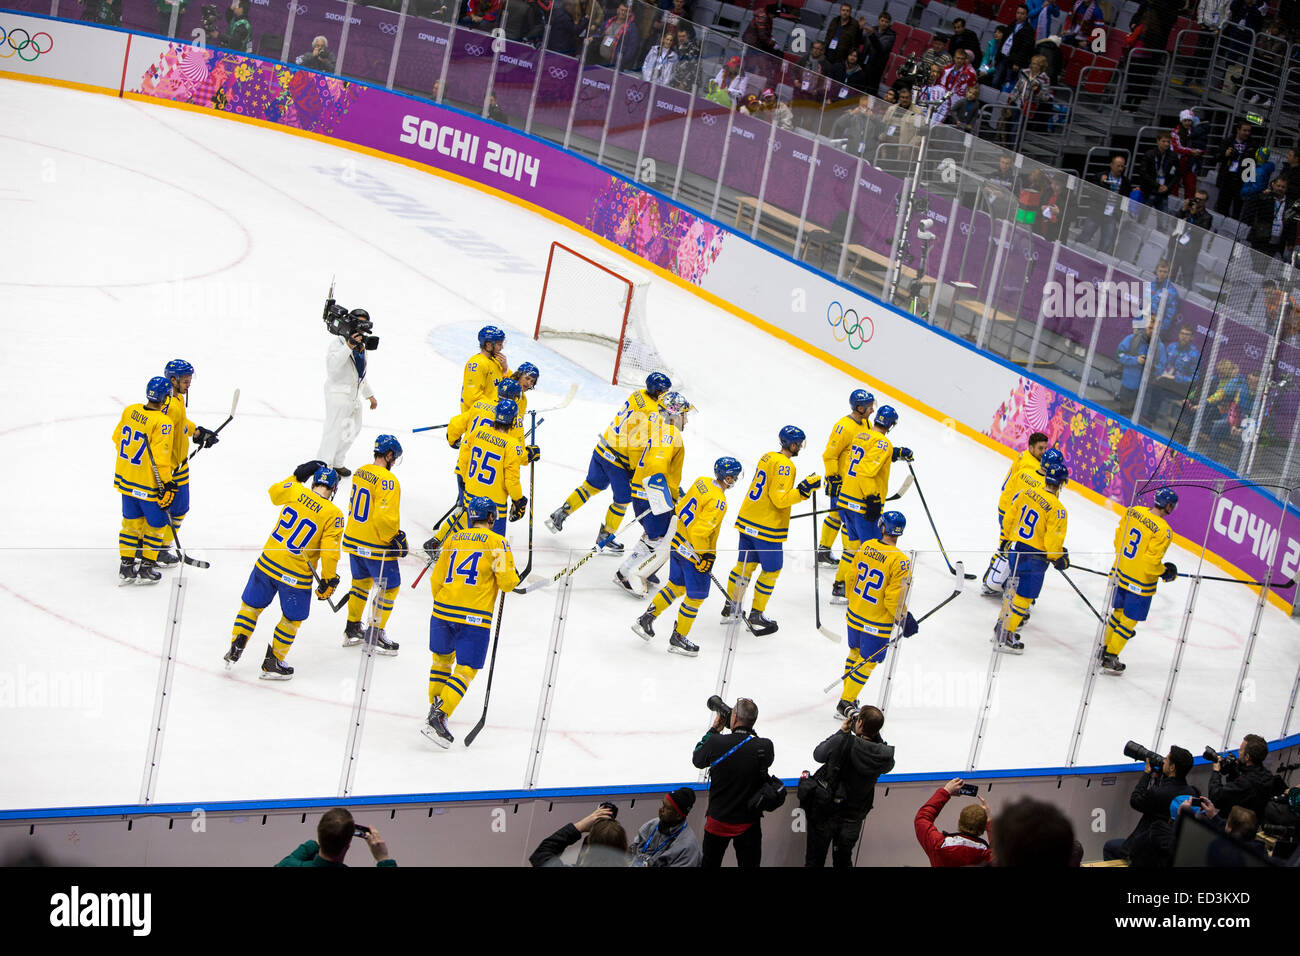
left=3, top=78, right=1298, bottom=812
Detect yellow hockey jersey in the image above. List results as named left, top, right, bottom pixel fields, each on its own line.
left=447, top=398, right=527, bottom=483
left=255, top=475, right=344, bottom=589
left=846, top=539, right=912, bottom=639
left=595, top=388, right=661, bottom=470
left=163, top=391, right=195, bottom=486
left=997, top=448, right=1040, bottom=522
left=456, top=420, right=525, bottom=507
left=735, top=451, right=805, bottom=543
left=822, top=414, right=863, bottom=478
left=1001, top=485, right=1068, bottom=559
left=343, top=464, right=401, bottom=557
left=997, top=468, right=1046, bottom=534
left=630, top=417, right=685, bottom=502
left=839, top=427, right=892, bottom=516
left=460, top=352, right=509, bottom=412
left=429, top=528, right=519, bottom=626
left=670, top=475, right=728, bottom=557
left=112, top=404, right=173, bottom=502
left=1112, top=505, right=1173, bottom=596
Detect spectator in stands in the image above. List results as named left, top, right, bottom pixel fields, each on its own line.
left=1079, top=154, right=1132, bottom=251
left=591, top=2, right=639, bottom=67
left=980, top=26, right=1007, bottom=84
left=739, top=93, right=763, bottom=117
left=1167, top=189, right=1213, bottom=286
left=1246, top=17, right=1286, bottom=105
left=822, top=3, right=863, bottom=67
left=1037, top=171, right=1066, bottom=239
left=949, top=17, right=982, bottom=65
left=794, top=41, right=829, bottom=100
left=939, top=50, right=979, bottom=108
left=1117, top=314, right=1169, bottom=417
left=1002, top=53, right=1053, bottom=147
left=155, top=0, right=187, bottom=36
left=992, top=5, right=1037, bottom=92
left=641, top=31, right=678, bottom=84
left=914, top=779, right=993, bottom=867
left=546, top=0, right=589, bottom=55
left=1033, top=0, right=1065, bottom=40
left=275, top=809, right=396, bottom=867
left=832, top=95, right=879, bottom=157
left=1191, top=0, right=1232, bottom=85
left=221, top=0, right=251, bottom=52
left=1185, top=356, right=1241, bottom=430
left=983, top=153, right=1021, bottom=218
left=1285, top=148, right=1300, bottom=205
left=919, top=33, right=954, bottom=79
left=487, top=92, right=508, bottom=124
left=1256, top=280, right=1298, bottom=333
left=295, top=36, right=336, bottom=73
left=711, top=55, right=747, bottom=103
left=948, top=83, right=983, bottom=133
left=1147, top=258, right=1181, bottom=327
left=761, top=88, right=793, bottom=130
left=1133, top=132, right=1180, bottom=212
left=1181, top=799, right=1264, bottom=858
left=1102, top=746, right=1197, bottom=864
left=920, top=63, right=948, bottom=120
left=742, top=4, right=780, bottom=58
left=529, top=804, right=630, bottom=867
left=1150, top=324, right=1202, bottom=424
left=1222, top=0, right=1265, bottom=73
left=459, top=0, right=502, bottom=30
left=690, top=698, right=775, bottom=869
left=1210, top=735, right=1278, bottom=820
left=1121, top=0, right=1181, bottom=111
left=654, top=0, right=694, bottom=47
left=882, top=86, right=923, bottom=150
left=631, top=789, right=702, bottom=867
left=1170, top=111, right=1205, bottom=201
left=804, top=706, right=895, bottom=868
left=1215, top=121, right=1255, bottom=220
left=1249, top=173, right=1300, bottom=261
left=1061, top=0, right=1105, bottom=48
left=841, top=49, right=870, bottom=90
left=1240, top=146, right=1277, bottom=209
left=1206, top=369, right=1260, bottom=448
left=859, top=12, right=898, bottom=98
left=992, top=797, right=1077, bottom=866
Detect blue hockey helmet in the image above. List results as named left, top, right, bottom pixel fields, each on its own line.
left=311, top=466, right=340, bottom=495
left=1040, top=448, right=1065, bottom=470
left=515, top=361, right=540, bottom=386
left=874, top=405, right=899, bottom=430
left=714, top=457, right=743, bottom=483
left=164, top=358, right=195, bottom=379
left=374, top=434, right=403, bottom=463
left=850, top=389, right=875, bottom=413
left=478, top=325, right=506, bottom=347
left=465, top=495, right=498, bottom=524
left=1153, top=487, right=1180, bottom=511
left=497, top=378, right=523, bottom=401
left=645, top=371, right=673, bottom=398
left=778, top=425, right=807, bottom=450
left=494, top=398, right=519, bottom=426
left=145, top=376, right=172, bottom=404
left=878, top=510, right=907, bottom=536
left=1042, top=462, right=1069, bottom=487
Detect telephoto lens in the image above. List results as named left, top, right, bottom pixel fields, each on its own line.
left=1123, top=741, right=1163, bottom=766
left=706, top=695, right=732, bottom=724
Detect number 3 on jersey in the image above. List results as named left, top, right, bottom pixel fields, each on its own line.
left=1123, top=527, right=1141, bottom=559
left=748, top=470, right=767, bottom=502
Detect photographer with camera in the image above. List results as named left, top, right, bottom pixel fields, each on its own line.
left=1208, top=735, right=1276, bottom=820
left=529, top=803, right=629, bottom=867
left=1103, top=743, right=1197, bottom=865
left=800, top=705, right=894, bottom=867
left=914, top=778, right=992, bottom=867
left=691, top=696, right=776, bottom=868
left=275, top=808, right=396, bottom=866
left=317, top=298, right=379, bottom=479
left=631, top=788, right=702, bottom=867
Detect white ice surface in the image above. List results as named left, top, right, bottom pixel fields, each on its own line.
left=1, top=80, right=1297, bottom=810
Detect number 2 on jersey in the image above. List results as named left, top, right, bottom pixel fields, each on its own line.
left=853, top=562, right=885, bottom=604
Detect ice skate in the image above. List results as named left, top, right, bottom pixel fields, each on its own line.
left=614, top=570, right=646, bottom=598
left=829, top=580, right=848, bottom=605
left=366, top=625, right=399, bottom=656
left=596, top=526, right=623, bottom=553
left=342, top=620, right=364, bottom=647
left=259, top=645, right=294, bottom=680
left=135, top=558, right=162, bottom=586
left=421, top=705, right=453, bottom=749
left=632, top=610, right=656, bottom=642
left=816, top=546, right=837, bottom=567
left=747, top=609, right=778, bottom=636
left=719, top=599, right=742, bottom=624
left=223, top=634, right=248, bottom=668
left=154, top=548, right=180, bottom=568
left=1099, top=650, right=1126, bottom=675
left=835, top=698, right=860, bottom=720
left=667, top=630, right=699, bottom=657
left=545, top=503, right=570, bottom=533
left=118, top=557, right=137, bottom=587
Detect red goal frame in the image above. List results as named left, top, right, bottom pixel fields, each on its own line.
left=533, top=241, right=635, bottom=386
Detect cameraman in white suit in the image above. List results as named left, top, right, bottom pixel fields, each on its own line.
left=317, top=309, right=378, bottom=478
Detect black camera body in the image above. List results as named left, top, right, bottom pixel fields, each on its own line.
left=707, top=695, right=732, bottom=725
left=1124, top=740, right=1165, bottom=767
left=1204, top=746, right=1240, bottom=775
left=324, top=297, right=379, bottom=350
left=896, top=55, right=925, bottom=92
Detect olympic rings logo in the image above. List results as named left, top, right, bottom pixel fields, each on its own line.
left=286, top=2, right=307, bottom=12
left=0, top=27, right=54, bottom=61
left=700, top=112, right=716, bottom=126
left=827, top=300, right=873, bottom=350
left=379, top=22, right=398, bottom=34
left=548, top=66, right=569, bottom=79
left=833, top=164, right=847, bottom=179
left=626, top=86, right=646, bottom=103
left=464, top=43, right=485, bottom=56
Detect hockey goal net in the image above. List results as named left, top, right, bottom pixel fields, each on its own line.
left=533, top=241, right=672, bottom=386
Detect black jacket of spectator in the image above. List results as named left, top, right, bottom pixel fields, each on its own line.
left=950, top=28, right=981, bottom=64
left=1248, top=193, right=1300, bottom=249
left=1209, top=763, right=1277, bottom=819
left=1006, top=21, right=1037, bottom=71
left=546, top=5, right=587, bottom=54
left=860, top=26, right=896, bottom=94
left=823, top=14, right=863, bottom=64
left=691, top=728, right=775, bottom=825
left=529, top=822, right=628, bottom=867
left=1139, top=0, right=1182, bottom=49
left=811, top=729, right=895, bottom=814
left=1119, top=768, right=1198, bottom=861
left=1134, top=146, right=1180, bottom=198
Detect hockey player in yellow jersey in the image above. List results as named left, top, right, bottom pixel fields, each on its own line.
left=507, top=361, right=540, bottom=421
left=722, top=426, right=821, bottom=635
left=1100, top=488, right=1179, bottom=675
left=982, top=443, right=1062, bottom=597
left=224, top=464, right=346, bottom=680
left=831, top=405, right=913, bottom=606
left=546, top=371, right=672, bottom=553
left=615, top=392, right=692, bottom=597
left=112, top=377, right=175, bottom=586
left=995, top=461, right=1069, bottom=654
left=836, top=510, right=919, bottom=717
left=340, top=435, right=407, bottom=657
left=156, top=359, right=220, bottom=567
left=455, top=398, right=530, bottom=538
left=817, top=389, right=874, bottom=567
left=461, top=325, right=509, bottom=412
left=421, top=496, right=520, bottom=748
left=632, top=457, right=743, bottom=657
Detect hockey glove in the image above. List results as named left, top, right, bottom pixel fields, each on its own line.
left=902, top=611, right=919, bottom=637
left=796, top=475, right=822, bottom=498
left=294, top=460, right=328, bottom=483
left=695, top=551, right=716, bottom=574
left=825, top=474, right=843, bottom=499
left=509, top=496, right=528, bottom=522
left=449, top=438, right=461, bottom=449
left=156, top=481, right=178, bottom=509
left=389, top=530, right=409, bottom=559
left=315, top=575, right=340, bottom=600
left=891, top=446, right=914, bottom=463
left=422, top=535, right=441, bottom=562
left=1054, top=549, right=1070, bottom=572
left=193, top=425, right=220, bottom=449
left=526, top=444, right=541, bottom=464
left=1162, top=561, right=1178, bottom=582
left=865, top=495, right=883, bottom=522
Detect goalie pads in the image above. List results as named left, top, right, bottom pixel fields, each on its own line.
left=984, top=552, right=1010, bottom=590
left=645, top=473, right=674, bottom=515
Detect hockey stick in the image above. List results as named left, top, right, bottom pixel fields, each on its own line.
left=186, top=388, right=240, bottom=462
left=810, top=489, right=842, bottom=643
left=908, top=462, right=977, bottom=579
left=411, top=498, right=470, bottom=589
left=1056, top=566, right=1105, bottom=623
left=821, top=640, right=894, bottom=694
left=411, top=423, right=450, bottom=434
left=464, top=591, right=506, bottom=747
left=513, top=523, right=632, bottom=593
left=140, top=435, right=210, bottom=569
left=788, top=475, right=916, bottom=522
left=411, top=383, right=578, bottom=433
left=916, top=561, right=965, bottom=623
left=1176, top=570, right=1296, bottom=588
left=517, top=411, right=538, bottom=582
left=309, top=564, right=349, bottom=613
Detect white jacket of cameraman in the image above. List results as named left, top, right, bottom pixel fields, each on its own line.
left=317, top=335, right=375, bottom=469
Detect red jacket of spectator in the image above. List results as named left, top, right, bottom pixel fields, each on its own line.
left=914, top=788, right=993, bottom=867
